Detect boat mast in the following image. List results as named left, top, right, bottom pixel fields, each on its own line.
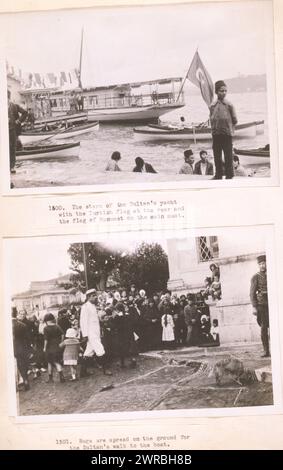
left=176, top=74, right=187, bottom=102
left=78, top=28, right=84, bottom=89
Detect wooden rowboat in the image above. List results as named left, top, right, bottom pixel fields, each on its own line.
left=20, top=121, right=99, bottom=145
left=233, top=145, right=270, bottom=165
left=16, top=142, right=80, bottom=161
left=233, top=146, right=269, bottom=158
left=133, top=120, right=264, bottom=142
left=33, top=112, right=88, bottom=129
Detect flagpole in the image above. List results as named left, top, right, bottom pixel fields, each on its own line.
left=82, top=242, right=89, bottom=290
left=78, top=28, right=84, bottom=89
left=176, top=73, right=188, bottom=103
left=176, top=51, right=197, bottom=102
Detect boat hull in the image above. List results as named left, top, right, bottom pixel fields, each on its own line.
left=16, top=142, right=80, bottom=161
left=20, top=121, right=99, bottom=145
left=85, top=103, right=184, bottom=123
left=233, top=147, right=270, bottom=165
left=34, top=112, right=88, bottom=128
left=134, top=121, right=264, bottom=142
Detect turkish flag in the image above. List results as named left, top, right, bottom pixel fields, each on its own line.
left=187, top=51, right=214, bottom=107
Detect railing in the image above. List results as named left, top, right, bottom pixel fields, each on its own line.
left=50, top=90, right=185, bottom=113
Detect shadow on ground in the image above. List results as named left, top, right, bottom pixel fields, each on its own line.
left=18, top=343, right=273, bottom=416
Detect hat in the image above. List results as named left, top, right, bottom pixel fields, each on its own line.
left=86, top=288, right=96, bottom=296
left=257, top=255, right=266, bottom=264
left=215, top=80, right=226, bottom=93
left=58, top=308, right=67, bottom=315
left=184, top=149, right=193, bottom=158
left=44, top=312, right=55, bottom=323
left=115, top=302, right=125, bottom=313
left=65, top=328, right=77, bottom=339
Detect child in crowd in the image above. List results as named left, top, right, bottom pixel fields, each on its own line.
left=71, top=318, right=80, bottom=337
left=43, top=313, right=65, bottom=383
left=60, top=328, right=81, bottom=381
left=203, top=277, right=212, bottom=299
left=161, top=309, right=175, bottom=348
left=210, top=275, right=222, bottom=300
left=199, top=314, right=211, bottom=344
left=210, top=319, right=220, bottom=345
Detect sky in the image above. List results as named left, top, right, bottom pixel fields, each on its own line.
left=0, top=0, right=272, bottom=87
left=7, top=235, right=168, bottom=295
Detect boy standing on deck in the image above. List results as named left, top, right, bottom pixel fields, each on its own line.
left=210, top=80, right=238, bottom=179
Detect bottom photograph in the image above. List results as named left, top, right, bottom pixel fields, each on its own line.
left=4, top=225, right=278, bottom=418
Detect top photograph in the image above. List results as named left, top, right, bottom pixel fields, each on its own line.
left=0, top=0, right=278, bottom=194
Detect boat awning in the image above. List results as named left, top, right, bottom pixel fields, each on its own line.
left=82, top=76, right=183, bottom=92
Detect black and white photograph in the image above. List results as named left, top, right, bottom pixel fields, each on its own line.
left=0, top=0, right=278, bottom=193
left=4, top=226, right=280, bottom=419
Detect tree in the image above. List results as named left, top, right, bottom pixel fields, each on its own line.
left=67, top=241, right=169, bottom=294
left=118, top=242, right=169, bottom=294
left=67, top=242, right=123, bottom=291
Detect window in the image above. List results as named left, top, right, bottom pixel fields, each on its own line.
left=88, top=95, right=98, bottom=107
left=61, top=294, right=69, bottom=305
left=49, top=295, right=58, bottom=306
left=197, top=236, right=219, bottom=262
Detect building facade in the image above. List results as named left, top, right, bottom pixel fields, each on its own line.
left=12, top=274, right=82, bottom=314
left=167, top=229, right=268, bottom=344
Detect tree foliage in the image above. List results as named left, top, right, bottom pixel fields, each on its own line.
left=118, top=242, right=169, bottom=294
left=67, top=242, right=123, bottom=291
left=67, top=241, right=169, bottom=294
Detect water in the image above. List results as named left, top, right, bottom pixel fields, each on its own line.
left=14, top=91, right=270, bottom=188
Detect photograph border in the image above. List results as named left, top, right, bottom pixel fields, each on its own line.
left=3, top=224, right=282, bottom=423
left=0, top=0, right=280, bottom=195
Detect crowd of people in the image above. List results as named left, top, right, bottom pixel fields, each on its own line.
left=12, top=266, right=222, bottom=391
left=105, top=147, right=249, bottom=177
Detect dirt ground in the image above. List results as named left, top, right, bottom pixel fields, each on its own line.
left=17, top=343, right=273, bottom=416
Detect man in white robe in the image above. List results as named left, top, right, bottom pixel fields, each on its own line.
left=80, top=289, right=112, bottom=376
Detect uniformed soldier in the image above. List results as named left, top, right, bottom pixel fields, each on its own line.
left=250, top=255, right=270, bottom=357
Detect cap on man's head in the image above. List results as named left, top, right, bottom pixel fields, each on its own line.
left=86, top=288, right=97, bottom=297
left=215, top=80, right=226, bottom=93
left=184, top=149, right=193, bottom=158
left=257, top=255, right=266, bottom=264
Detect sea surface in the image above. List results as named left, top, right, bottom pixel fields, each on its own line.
left=14, top=91, right=270, bottom=188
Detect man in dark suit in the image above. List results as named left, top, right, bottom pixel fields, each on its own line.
left=194, top=150, right=214, bottom=176
left=8, top=90, right=27, bottom=173
left=133, top=157, right=157, bottom=173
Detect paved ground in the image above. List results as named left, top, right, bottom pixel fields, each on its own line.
left=18, top=342, right=273, bottom=416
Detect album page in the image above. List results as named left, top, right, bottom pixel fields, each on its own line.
left=0, top=0, right=282, bottom=450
